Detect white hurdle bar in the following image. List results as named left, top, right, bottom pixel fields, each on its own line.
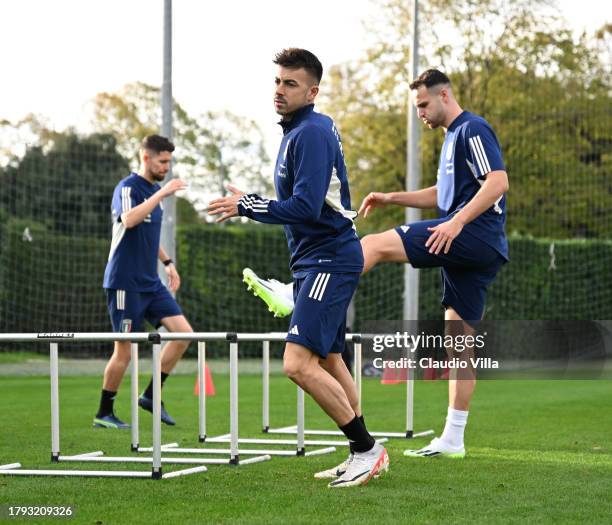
left=135, top=333, right=336, bottom=458
left=264, top=334, right=435, bottom=440
left=198, top=341, right=206, bottom=442
left=130, top=335, right=271, bottom=462
left=203, top=333, right=348, bottom=451
left=199, top=333, right=384, bottom=448
left=0, top=333, right=211, bottom=479
left=130, top=342, right=139, bottom=451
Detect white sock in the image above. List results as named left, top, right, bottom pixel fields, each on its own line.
left=439, top=407, right=468, bottom=448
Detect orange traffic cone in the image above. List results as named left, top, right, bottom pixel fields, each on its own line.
left=194, top=365, right=216, bottom=396
left=380, top=361, right=408, bottom=384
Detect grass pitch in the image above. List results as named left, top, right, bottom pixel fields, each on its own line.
left=0, top=362, right=610, bottom=524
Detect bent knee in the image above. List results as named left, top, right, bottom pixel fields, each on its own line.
left=283, top=356, right=316, bottom=383
left=283, top=357, right=303, bottom=381
left=111, top=348, right=132, bottom=366
left=362, top=231, right=407, bottom=263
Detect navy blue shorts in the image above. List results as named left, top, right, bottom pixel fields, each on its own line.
left=285, top=272, right=360, bottom=358
left=395, top=218, right=505, bottom=324
left=105, top=287, right=183, bottom=332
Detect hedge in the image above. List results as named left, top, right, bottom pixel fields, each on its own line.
left=1, top=220, right=610, bottom=356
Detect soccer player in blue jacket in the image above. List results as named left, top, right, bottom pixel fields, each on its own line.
left=94, top=135, right=193, bottom=429
left=241, top=69, right=509, bottom=459
left=208, top=49, right=389, bottom=488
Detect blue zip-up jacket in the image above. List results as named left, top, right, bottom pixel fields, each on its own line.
left=237, top=104, right=363, bottom=277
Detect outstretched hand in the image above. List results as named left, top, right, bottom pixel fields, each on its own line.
left=160, top=178, right=187, bottom=198
left=207, top=184, right=246, bottom=223
left=358, top=192, right=390, bottom=218
left=425, top=217, right=464, bottom=255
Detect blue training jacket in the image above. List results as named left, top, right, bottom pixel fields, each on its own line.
left=237, top=104, right=363, bottom=277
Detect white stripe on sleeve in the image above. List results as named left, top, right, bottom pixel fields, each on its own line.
left=474, top=136, right=492, bottom=173
left=469, top=137, right=487, bottom=177
left=239, top=195, right=270, bottom=213
left=121, top=187, right=132, bottom=214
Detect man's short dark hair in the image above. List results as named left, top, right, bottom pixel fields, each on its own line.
left=273, top=48, right=323, bottom=84
left=409, top=69, right=451, bottom=90
left=141, top=135, right=175, bottom=154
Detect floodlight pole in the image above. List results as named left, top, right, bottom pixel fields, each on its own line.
left=159, top=0, right=175, bottom=287
left=403, top=0, right=420, bottom=322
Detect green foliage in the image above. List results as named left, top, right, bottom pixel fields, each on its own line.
left=175, top=223, right=293, bottom=357
left=0, top=132, right=126, bottom=349
left=0, top=218, right=109, bottom=338
left=419, top=235, right=612, bottom=321
left=0, top=132, right=127, bottom=238
left=92, top=82, right=272, bottom=210
left=319, top=0, right=612, bottom=239
left=175, top=226, right=612, bottom=333
left=2, top=223, right=610, bottom=345
left=177, top=196, right=201, bottom=225
left=176, top=223, right=292, bottom=331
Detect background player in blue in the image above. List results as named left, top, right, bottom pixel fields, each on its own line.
left=242, top=69, right=509, bottom=459
left=94, top=135, right=193, bottom=429
left=208, top=48, right=389, bottom=488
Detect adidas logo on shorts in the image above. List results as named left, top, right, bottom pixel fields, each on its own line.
left=289, top=325, right=300, bottom=336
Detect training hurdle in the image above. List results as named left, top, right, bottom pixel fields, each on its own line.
left=202, top=333, right=369, bottom=450
left=133, top=333, right=295, bottom=459
left=192, top=332, right=429, bottom=449
left=135, top=333, right=337, bottom=458
left=0, top=332, right=225, bottom=479
left=261, top=333, right=435, bottom=441
left=0, top=332, right=215, bottom=479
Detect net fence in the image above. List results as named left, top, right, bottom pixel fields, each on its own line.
left=1, top=49, right=610, bottom=358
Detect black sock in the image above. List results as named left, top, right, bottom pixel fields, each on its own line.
left=340, top=415, right=375, bottom=453
left=96, top=389, right=117, bottom=417
left=349, top=415, right=367, bottom=453
left=143, top=372, right=169, bottom=399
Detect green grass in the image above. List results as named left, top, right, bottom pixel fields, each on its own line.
left=0, top=351, right=47, bottom=364
left=0, top=373, right=611, bottom=524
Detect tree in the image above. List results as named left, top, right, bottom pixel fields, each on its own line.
left=0, top=132, right=128, bottom=238
left=92, top=82, right=271, bottom=216
left=318, top=0, right=612, bottom=239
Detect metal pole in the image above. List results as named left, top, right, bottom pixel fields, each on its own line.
left=262, top=340, right=270, bottom=432
left=130, top=343, right=139, bottom=451
left=198, top=342, right=206, bottom=442
left=354, top=337, right=362, bottom=407
left=403, top=0, right=421, bottom=322
left=229, top=338, right=239, bottom=464
left=50, top=343, right=60, bottom=462
left=159, top=0, right=175, bottom=287
left=152, top=342, right=162, bottom=479
left=406, top=347, right=415, bottom=437
left=296, top=387, right=305, bottom=455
